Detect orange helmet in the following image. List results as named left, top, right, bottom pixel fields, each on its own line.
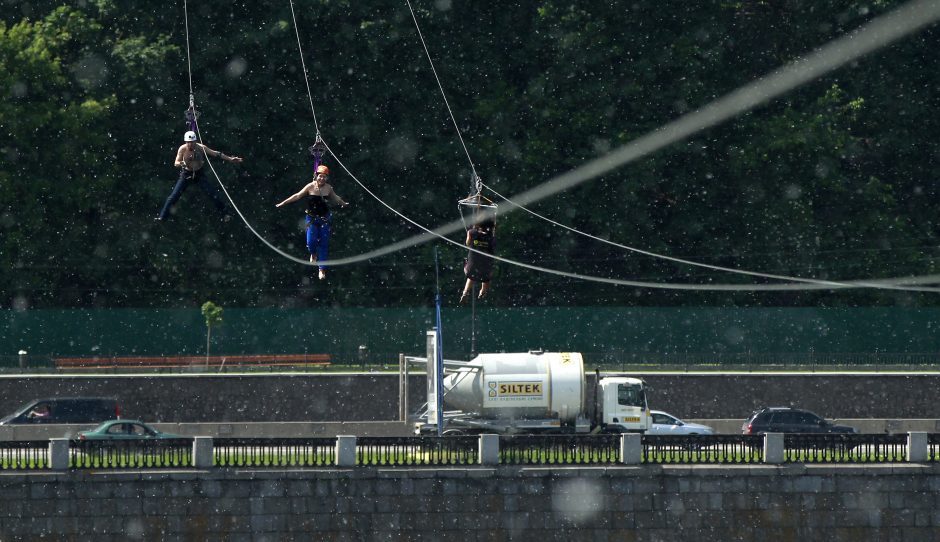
left=316, top=165, right=330, bottom=175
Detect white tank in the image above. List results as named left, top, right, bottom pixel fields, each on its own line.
left=442, top=352, right=585, bottom=422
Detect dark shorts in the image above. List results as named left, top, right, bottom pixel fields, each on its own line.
left=464, top=260, right=493, bottom=282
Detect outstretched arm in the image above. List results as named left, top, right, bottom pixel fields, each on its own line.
left=276, top=183, right=313, bottom=208
left=327, top=191, right=348, bottom=208
left=200, top=144, right=244, bottom=164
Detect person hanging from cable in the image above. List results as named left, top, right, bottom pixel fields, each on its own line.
left=276, top=164, right=349, bottom=280
left=460, top=214, right=496, bottom=303
left=156, top=131, right=245, bottom=221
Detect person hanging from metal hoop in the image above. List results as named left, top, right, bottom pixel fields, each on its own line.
left=460, top=215, right=496, bottom=303
left=156, top=131, right=244, bottom=221
left=276, top=164, right=349, bottom=280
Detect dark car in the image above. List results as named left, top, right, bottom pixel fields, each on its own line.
left=0, top=397, right=121, bottom=425
left=742, top=407, right=858, bottom=434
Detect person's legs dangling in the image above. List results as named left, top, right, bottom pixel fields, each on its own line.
left=315, top=215, right=332, bottom=279
left=196, top=171, right=229, bottom=218
left=306, top=215, right=319, bottom=268
left=157, top=169, right=193, bottom=220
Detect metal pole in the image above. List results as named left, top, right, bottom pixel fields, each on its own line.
left=398, top=353, right=405, bottom=422
left=470, top=284, right=477, bottom=357
left=403, top=353, right=409, bottom=423
left=434, top=247, right=445, bottom=436
left=398, top=353, right=404, bottom=421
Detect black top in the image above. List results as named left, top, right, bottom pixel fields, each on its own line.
left=465, top=228, right=495, bottom=281
left=306, top=195, right=330, bottom=218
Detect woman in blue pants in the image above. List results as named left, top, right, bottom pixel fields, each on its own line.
left=276, top=165, right=349, bottom=280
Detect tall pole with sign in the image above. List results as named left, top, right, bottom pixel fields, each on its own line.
left=433, top=247, right=445, bottom=436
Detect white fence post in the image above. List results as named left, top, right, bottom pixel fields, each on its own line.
left=763, top=433, right=784, bottom=464
left=479, top=434, right=499, bottom=465
left=49, top=438, right=70, bottom=470
left=192, top=437, right=214, bottom=468
left=619, top=433, right=642, bottom=464
left=336, top=435, right=357, bottom=467
left=907, top=431, right=928, bottom=462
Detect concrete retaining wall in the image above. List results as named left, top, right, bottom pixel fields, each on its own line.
left=2, top=372, right=939, bottom=424
left=2, top=465, right=939, bottom=540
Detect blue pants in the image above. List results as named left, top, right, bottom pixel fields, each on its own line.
left=306, top=213, right=332, bottom=270
left=158, top=168, right=227, bottom=220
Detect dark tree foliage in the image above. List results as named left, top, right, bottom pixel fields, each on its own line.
left=1, top=0, right=938, bottom=309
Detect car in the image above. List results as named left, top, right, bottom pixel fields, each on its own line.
left=647, top=410, right=715, bottom=436
left=742, top=407, right=858, bottom=434
left=76, top=420, right=186, bottom=440
left=0, top=397, right=121, bottom=425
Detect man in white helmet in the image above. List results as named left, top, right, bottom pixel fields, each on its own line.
left=155, top=131, right=244, bottom=221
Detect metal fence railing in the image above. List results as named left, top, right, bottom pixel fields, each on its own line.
left=70, top=439, right=194, bottom=469
left=784, top=433, right=909, bottom=463
left=357, top=436, right=478, bottom=466
left=643, top=435, right=764, bottom=464
left=499, top=435, right=621, bottom=465
left=1, top=433, right=938, bottom=471
left=214, top=438, right=336, bottom=467
left=0, top=440, right=49, bottom=470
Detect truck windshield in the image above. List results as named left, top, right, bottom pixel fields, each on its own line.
left=617, top=384, right=645, bottom=408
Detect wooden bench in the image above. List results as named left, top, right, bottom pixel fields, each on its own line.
left=53, top=354, right=331, bottom=370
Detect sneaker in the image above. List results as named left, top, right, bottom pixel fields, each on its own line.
left=318, top=270, right=327, bottom=280
left=459, top=291, right=469, bottom=304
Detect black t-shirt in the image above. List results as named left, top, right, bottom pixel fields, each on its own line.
left=465, top=228, right=495, bottom=281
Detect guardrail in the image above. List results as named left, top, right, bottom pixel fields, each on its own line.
left=500, top=434, right=622, bottom=465
left=214, top=437, right=336, bottom=467
left=70, top=439, right=194, bottom=469
left=1, top=433, right=938, bottom=471
left=644, top=435, right=766, bottom=464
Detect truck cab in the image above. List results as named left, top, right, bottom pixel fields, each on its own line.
left=597, top=377, right=650, bottom=433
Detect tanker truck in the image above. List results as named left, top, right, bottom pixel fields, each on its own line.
left=413, top=350, right=650, bottom=435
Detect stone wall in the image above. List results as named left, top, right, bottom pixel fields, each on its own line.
left=1, top=465, right=938, bottom=540
left=1, top=372, right=940, bottom=424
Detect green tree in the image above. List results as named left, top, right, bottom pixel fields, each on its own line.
left=201, top=301, right=223, bottom=362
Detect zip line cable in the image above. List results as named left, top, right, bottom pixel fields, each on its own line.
left=404, top=0, right=940, bottom=292
left=296, top=141, right=940, bottom=292
left=183, top=0, right=194, bottom=103
left=482, top=0, right=940, bottom=232
left=480, top=181, right=862, bottom=289
left=403, top=0, right=479, bottom=180
left=388, top=0, right=940, bottom=291
left=181, top=0, right=940, bottom=292
left=288, top=0, right=321, bottom=136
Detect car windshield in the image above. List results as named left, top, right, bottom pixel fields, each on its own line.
left=617, top=383, right=645, bottom=407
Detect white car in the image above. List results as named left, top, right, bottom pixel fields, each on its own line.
left=647, top=410, right=714, bottom=435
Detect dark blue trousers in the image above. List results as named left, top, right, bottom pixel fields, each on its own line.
left=158, top=168, right=227, bottom=220
left=306, top=213, right=332, bottom=270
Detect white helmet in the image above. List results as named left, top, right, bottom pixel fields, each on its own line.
left=184, top=131, right=197, bottom=142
